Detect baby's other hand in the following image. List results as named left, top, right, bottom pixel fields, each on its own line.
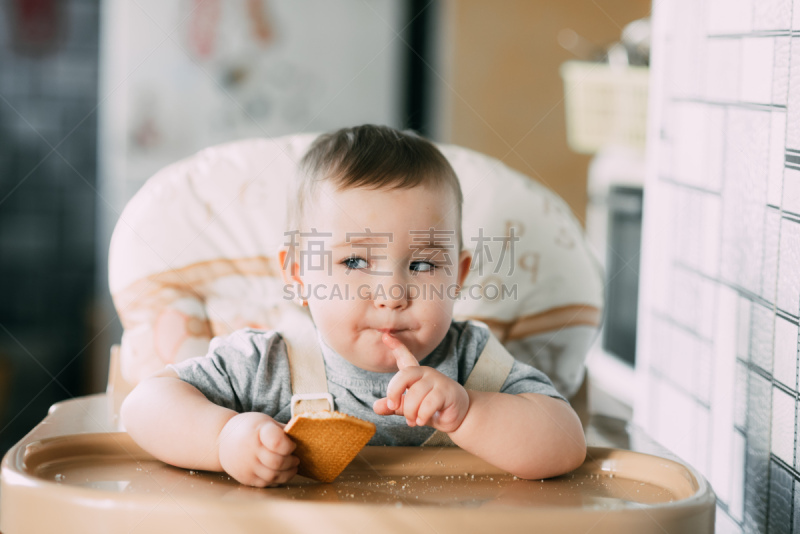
left=373, top=333, right=469, bottom=433
left=218, top=412, right=299, bottom=487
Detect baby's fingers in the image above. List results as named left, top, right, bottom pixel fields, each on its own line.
left=373, top=397, right=392, bottom=415
left=383, top=333, right=419, bottom=370
left=251, top=463, right=297, bottom=488
left=373, top=395, right=406, bottom=416
left=259, top=421, right=296, bottom=455
left=415, top=389, right=445, bottom=427
left=268, top=466, right=298, bottom=486
left=385, top=368, right=423, bottom=410
left=400, top=381, right=434, bottom=427
left=258, top=449, right=300, bottom=471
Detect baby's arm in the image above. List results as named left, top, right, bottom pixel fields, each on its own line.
left=447, top=390, right=586, bottom=479
left=373, top=334, right=585, bottom=480
left=121, top=369, right=298, bottom=487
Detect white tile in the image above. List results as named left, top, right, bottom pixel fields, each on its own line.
left=777, top=218, right=800, bottom=315
left=695, top=343, right=713, bottom=405
left=721, top=108, right=769, bottom=293
left=774, top=315, right=798, bottom=389
left=730, top=431, right=746, bottom=522
left=644, top=184, right=674, bottom=314
left=700, top=277, right=718, bottom=341
left=794, top=0, right=800, bottom=29
left=643, top=373, right=661, bottom=435
left=672, top=188, right=699, bottom=266
left=649, top=318, right=672, bottom=376
left=672, top=104, right=725, bottom=192
left=670, top=267, right=692, bottom=325
left=653, top=0, right=674, bottom=41
left=753, top=0, right=792, bottom=30
left=674, top=103, right=710, bottom=187
left=700, top=194, right=722, bottom=277
left=771, top=387, right=795, bottom=464
left=761, top=208, right=781, bottom=303
left=773, top=37, right=791, bottom=105
left=653, top=378, right=699, bottom=465
left=669, top=3, right=707, bottom=99
left=707, top=0, right=754, bottom=34
left=659, top=97, right=673, bottom=138
left=706, top=107, right=726, bottom=193
left=735, top=361, right=749, bottom=428
left=711, top=284, right=738, bottom=504
left=694, top=405, right=711, bottom=475
left=768, top=112, right=787, bottom=207
left=787, top=40, right=800, bottom=149
left=670, top=326, right=697, bottom=387
left=663, top=41, right=683, bottom=99
left=751, top=302, right=775, bottom=373
left=659, top=137, right=674, bottom=177
left=737, top=296, right=752, bottom=360
left=705, top=39, right=741, bottom=102
left=740, top=38, right=775, bottom=105
left=670, top=268, right=717, bottom=340
left=784, top=167, right=800, bottom=216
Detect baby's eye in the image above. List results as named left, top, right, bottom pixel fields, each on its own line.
left=410, top=261, right=435, bottom=272
left=342, top=256, right=369, bottom=270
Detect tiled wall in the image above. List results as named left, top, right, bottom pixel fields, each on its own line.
left=0, top=1, right=99, bottom=452
left=637, top=0, right=800, bottom=532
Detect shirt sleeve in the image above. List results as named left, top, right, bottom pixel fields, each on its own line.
left=500, top=359, right=568, bottom=402
left=166, top=329, right=293, bottom=415
left=460, top=320, right=567, bottom=403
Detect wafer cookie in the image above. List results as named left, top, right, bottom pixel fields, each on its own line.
left=285, top=411, right=376, bottom=483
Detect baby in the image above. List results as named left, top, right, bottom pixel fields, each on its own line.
left=121, top=125, right=586, bottom=487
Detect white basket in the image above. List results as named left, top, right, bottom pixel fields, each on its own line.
left=560, top=61, right=649, bottom=154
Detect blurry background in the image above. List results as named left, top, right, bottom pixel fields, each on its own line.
left=8, top=2, right=800, bottom=533
left=0, top=0, right=649, bottom=455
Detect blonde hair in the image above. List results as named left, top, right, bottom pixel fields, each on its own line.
left=287, top=124, right=464, bottom=250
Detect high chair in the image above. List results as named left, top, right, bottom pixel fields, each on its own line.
left=0, top=134, right=715, bottom=533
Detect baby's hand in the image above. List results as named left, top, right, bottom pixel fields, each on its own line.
left=373, top=334, right=469, bottom=433
left=218, top=412, right=299, bottom=487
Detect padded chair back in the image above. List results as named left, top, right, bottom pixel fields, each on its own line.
left=109, top=134, right=603, bottom=397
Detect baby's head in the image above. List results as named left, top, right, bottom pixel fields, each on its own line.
left=287, top=124, right=464, bottom=251
left=280, top=125, right=472, bottom=372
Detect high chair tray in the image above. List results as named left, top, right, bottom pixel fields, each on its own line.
left=1, top=395, right=715, bottom=534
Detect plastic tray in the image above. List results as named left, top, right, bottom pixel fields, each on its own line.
left=1, top=395, right=715, bottom=533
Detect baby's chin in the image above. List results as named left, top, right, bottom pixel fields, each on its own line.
left=329, top=337, right=395, bottom=372
left=347, top=354, right=401, bottom=373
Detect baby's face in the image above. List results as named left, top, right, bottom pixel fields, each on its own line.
left=294, top=182, right=471, bottom=372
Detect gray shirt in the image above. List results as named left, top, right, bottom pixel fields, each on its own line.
left=169, top=320, right=566, bottom=446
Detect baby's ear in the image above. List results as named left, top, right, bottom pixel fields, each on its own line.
left=278, top=247, right=301, bottom=284
left=456, top=249, right=472, bottom=287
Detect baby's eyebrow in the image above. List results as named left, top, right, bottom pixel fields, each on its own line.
left=331, top=236, right=391, bottom=248
left=409, top=243, right=454, bottom=251
left=330, top=234, right=457, bottom=249
left=332, top=241, right=454, bottom=249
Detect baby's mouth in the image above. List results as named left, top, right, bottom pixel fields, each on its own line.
left=375, top=328, right=406, bottom=335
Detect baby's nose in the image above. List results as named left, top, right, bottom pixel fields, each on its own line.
left=373, top=280, right=409, bottom=309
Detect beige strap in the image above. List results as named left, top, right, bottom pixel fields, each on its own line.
left=278, top=305, right=332, bottom=415
left=423, top=328, right=515, bottom=446
left=462, top=334, right=516, bottom=392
